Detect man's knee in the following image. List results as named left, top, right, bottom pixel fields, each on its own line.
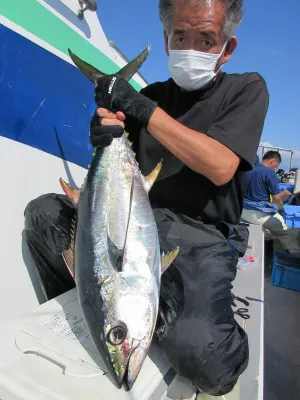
left=263, top=213, right=283, bottom=230
left=161, top=318, right=248, bottom=395
left=25, top=193, right=73, bottom=231
left=25, top=194, right=54, bottom=231
left=24, top=193, right=74, bottom=254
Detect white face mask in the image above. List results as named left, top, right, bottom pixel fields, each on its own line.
left=168, top=43, right=227, bottom=91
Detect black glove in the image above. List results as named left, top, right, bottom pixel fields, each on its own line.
left=94, top=75, right=157, bottom=127
left=89, top=112, right=124, bottom=148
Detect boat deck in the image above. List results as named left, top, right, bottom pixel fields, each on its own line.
left=264, top=242, right=300, bottom=400
left=3, top=221, right=300, bottom=399
left=0, top=224, right=266, bottom=400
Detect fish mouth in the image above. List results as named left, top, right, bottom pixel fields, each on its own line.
left=113, top=338, right=148, bottom=391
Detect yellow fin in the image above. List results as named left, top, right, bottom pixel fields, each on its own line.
left=59, top=178, right=81, bottom=208
left=144, top=160, right=163, bottom=192
left=62, top=215, right=77, bottom=279
left=62, top=248, right=75, bottom=279
left=161, top=247, right=179, bottom=274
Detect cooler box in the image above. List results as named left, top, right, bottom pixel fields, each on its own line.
left=282, top=205, right=300, bottom=228
left=0, top=289, right=196, bottom=400
left=271, top=251, right=300, bottom=292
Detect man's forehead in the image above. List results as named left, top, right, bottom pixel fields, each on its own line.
left=175, top=0, right=223, bottom=10
left=172, top=0, right=225, bottom=23
left=171, top=0, right=225, bottom=33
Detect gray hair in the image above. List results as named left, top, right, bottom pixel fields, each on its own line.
left=159, top=0, right=244, bottom=40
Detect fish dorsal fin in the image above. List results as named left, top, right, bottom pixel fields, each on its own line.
left=144, top=160, right=163, bottom=192
left=161, top=247, right=179, bottom=274
left=107, top=178, right=135, bottom=273
left=68, top=45, right=150, bottom=83
left=59, top=178, right=81, bottom=208
left=62, top=215, right=77, bottom=279
left=68, top=49, right=105, bottom=83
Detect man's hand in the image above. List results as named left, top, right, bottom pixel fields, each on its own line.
left=89, top=108, right=125, bottom=148
left=98, top=108, right=126, bottom=127
left=94, top=76, right=157, bottom=127
left=272, top=189, right=292, bottom=204
left=282, top=190, right=292, bottom=200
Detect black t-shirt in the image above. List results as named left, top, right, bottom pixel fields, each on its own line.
left=126, top=72, right=269, bottom=225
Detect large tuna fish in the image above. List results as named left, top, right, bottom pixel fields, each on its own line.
left=60, top=46, right=179, bottom=390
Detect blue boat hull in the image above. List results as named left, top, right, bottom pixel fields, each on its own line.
left=0, top=24, right=96, bottom=168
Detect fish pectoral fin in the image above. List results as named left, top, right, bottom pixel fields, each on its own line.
left=107, top=177, right=134, bottom=273
left=161, top=247, right=179, bottom=274
left=107, top=235, right=124, bottom=272
left=144, top=160, right=163, bottom=192
left=59, top=178, right=81, bottom=208
left=62, top=248, right=75, bottom=279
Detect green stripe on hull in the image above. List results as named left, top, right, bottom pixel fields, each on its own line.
left=0, top=0, right=143, bottom=91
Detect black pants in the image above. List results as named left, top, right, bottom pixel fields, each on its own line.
left=24, top=194, right=249, bottom=396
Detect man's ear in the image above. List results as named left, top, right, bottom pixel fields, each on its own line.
left=164, top=31, right=169, bottom=56
left=215, top=36, right=237, bottom=72
left=223, top=37, right=237, bottom=64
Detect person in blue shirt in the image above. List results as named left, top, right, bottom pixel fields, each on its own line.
left=244, top=151, right=291, bottom=205
left=241, top=151, right=300, bottom=255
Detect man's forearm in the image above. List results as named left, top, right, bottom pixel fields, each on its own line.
left=279, top=190, right=291, bottom=201
left=272, top=198, right=282, bottom=207
left=147, top=107, right=240, bottom=186
left=272, top=190, right=291, bottom=203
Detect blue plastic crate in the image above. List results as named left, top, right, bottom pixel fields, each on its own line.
left=278, top=183, right=294, bottom=193
left=271, top=252, right=300, bottom=291
left=282, top=205, right=300, bottom=228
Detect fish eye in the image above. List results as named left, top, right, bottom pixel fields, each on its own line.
left=108, top=326, right=127, bottom=345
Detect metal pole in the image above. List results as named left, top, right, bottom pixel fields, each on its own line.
left=295, top=169, right=300, bottom=193
left=290, top=152, right=294, bottom=171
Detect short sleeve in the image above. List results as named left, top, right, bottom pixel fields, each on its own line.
left=207, top=74, right=269, bottom=171
left=267, top=171, right=280, bottom=196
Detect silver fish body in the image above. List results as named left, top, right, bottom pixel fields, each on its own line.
left=75, top=134, right=161, bottom=389
left=64, top=45, right=178, bottom=390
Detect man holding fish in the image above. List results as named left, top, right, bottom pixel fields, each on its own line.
left=25, top=0, right=269, bottom=396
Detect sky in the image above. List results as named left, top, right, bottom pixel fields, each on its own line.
left=97, top=0, right=300, bottom=170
